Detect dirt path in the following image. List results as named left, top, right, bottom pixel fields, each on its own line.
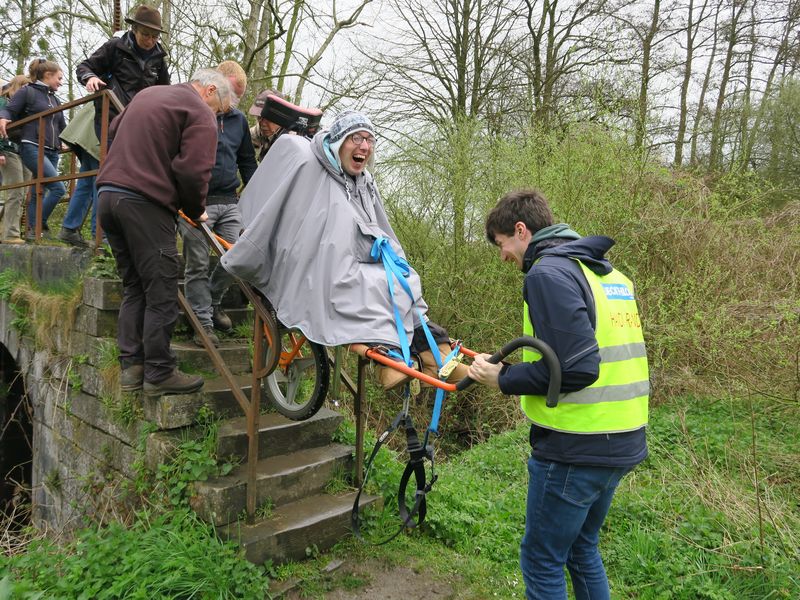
left=279, top=558, right=460, bottom=599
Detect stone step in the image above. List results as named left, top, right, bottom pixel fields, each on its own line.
left=142, top=373, right=256, bottom=429
left=215, top=407, right=343, bottom=461
left=175, top=306, right=253, bottom=331
left=191, top=443, right=354, bottom=526
left=172, top=339, right=251, bottom=375
left=82, top=276, right=249, bottom=313
left=146, top=407, right=343, bottom=469
left=220, top=491, right=381, bottom=564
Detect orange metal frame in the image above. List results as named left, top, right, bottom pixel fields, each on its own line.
left=363, top=343, right=475, bottom=392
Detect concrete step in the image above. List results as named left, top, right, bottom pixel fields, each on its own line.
left=215, top=407, right=343, bottom=461
left=220, top=491, right=381, bottom=564
left=82, top=276, right=249, bottom=314
left=142, top=373, right=256, bottom=429
left=172, top=339, right=251, bottom=375
left=176, top=306, right=253, bottom=331
left=191, top=443, right=354, bottom=526
left=146, top=407, right=343, bottom=468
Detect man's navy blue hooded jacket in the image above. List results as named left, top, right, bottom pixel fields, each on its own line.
left=208, top=108, right=257, bottom=198
left=499, top=235, right=648, bottom=467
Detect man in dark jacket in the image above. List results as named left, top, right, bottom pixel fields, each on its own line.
left=76, top=5, right=170, bottom=137
left=97, top=69, right=231, bottom=396
left=469, top=189, right=649, bottom=600
left=180, top=61, right=257, bottom=346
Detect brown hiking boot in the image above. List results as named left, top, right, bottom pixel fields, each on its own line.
left=120, top=364, right=144, bottom=392
left=193, top=325, right=220, bottom=347
left=349, top=344, right=412, bottom=390
left=143, top=369, right=204, bottom=396
left=212, top=305, right=233, bottom=332
left=418, top=344, right=470, bottom=385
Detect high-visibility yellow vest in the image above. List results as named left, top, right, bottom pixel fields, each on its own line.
left=521, top=259, right=649, bottom=434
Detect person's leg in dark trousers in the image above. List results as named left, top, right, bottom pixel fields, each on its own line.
left=98, top=191, right=180, bottom=384
left=98, top=190, right=145, bottom=371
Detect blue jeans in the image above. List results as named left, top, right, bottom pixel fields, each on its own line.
left=521, top=457, right=631, bottom=600
left=179, top=201, right=242, bottom=328
left=61, top=150, right=99, bottom=236
left=20, top=143, right=66, bottom=231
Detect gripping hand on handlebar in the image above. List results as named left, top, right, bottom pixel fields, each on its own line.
left=468, top=354, right=502, bottom=389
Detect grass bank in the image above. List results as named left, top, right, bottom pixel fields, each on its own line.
left=283, top=394, right=799, bottom=599
left=0, top=398, right=795, bottom=598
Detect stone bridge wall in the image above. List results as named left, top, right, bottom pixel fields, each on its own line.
left=0, top=246, right=140, bottom=530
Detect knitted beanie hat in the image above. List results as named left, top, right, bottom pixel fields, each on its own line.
left=327, top=110, right=376, bottom=172
left=327, top=109, right=375, bottom=144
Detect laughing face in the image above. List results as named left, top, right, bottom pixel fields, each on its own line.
left=338, top=131, right=375, bottom=176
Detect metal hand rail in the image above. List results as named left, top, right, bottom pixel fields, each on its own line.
left=0, top=89, right=123, bottom=247
left=180, top=216, right=281, bottom=522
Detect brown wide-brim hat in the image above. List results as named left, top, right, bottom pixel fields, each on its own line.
left=125, top=5, right=167, bottom=34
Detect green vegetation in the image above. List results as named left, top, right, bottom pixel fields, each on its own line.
left=152, top=408, right=236, bottom=508
left=281, top=396, right=799, bottom=599
left=383, top=123, right=799, bottom=439
left=0, top=268, right=82, bottom=350
left=0, top=510, right=271, bottom=598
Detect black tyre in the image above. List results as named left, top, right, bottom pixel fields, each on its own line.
left=265, top=328, right=329, bottom=420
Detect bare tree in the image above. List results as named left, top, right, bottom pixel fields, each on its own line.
left=521, top=0, right=619, bottom=128
left=364, top=0, right=521, bottom=129
left=690, top=2, right=722, bottom=165
left=708, top=0, right=749, bottom=170
left=361, top=0, right=520, bottom=252
left=738, top=0, right=800, bottom=167
left=612, top=0, right=682, bottom=150
left=674, top=0, right=712, bottom=165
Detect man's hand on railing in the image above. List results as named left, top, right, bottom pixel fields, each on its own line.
left=84, top=77, right=107, bottom=93
left=0, top=118, right=10, bottom=138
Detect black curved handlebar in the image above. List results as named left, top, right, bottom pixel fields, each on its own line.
left=455, top=336, right=562, bottom=408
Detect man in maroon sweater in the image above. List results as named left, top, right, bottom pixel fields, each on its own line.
left=97, top=69, right=231, bottom=395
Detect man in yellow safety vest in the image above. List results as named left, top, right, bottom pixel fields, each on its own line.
left=469, top=188, right=649, bottom=600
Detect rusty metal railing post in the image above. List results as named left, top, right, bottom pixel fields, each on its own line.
left=247, top=310, right=265, bottom=523
left=355, top=357, right=367, bottom=487
left=33, top=116, right=46, bottom=240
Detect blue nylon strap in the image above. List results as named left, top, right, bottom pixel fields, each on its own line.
left=371, top=237, right=414, bottom=366
left=428, top=342, right=461, bottom=435
left=370, top=236, right=462, bottom=435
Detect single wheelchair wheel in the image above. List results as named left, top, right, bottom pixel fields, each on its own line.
left=265, top=327, right=330, bottom=420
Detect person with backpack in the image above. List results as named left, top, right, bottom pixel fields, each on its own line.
left=57, top=102, right=101, bottom=247
left=0, top=76, right=31, bottom=244
left=0, top=60, right=67, bottom=239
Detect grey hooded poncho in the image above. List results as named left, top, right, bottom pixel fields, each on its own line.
left=220, top=131, right=428, bottom=348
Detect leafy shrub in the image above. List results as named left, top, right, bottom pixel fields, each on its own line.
left=381, top=121, right=799, bottom=424
left=0, top=509, right=270, bottom=599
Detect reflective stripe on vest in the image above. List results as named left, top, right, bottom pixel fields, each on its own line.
left=521, top=259, right=649, bottom=434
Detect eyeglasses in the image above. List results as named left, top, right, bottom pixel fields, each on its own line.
left=350, top=133, right=376, bottom=147
left=137, top=29, right=160, bottom=40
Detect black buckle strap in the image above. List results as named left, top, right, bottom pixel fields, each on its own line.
left=351, top=412, right=437, bottom=545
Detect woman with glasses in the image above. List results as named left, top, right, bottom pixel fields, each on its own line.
left=222, top=110, right=469, bottom=389
left=0, top=59, right=67, bottom=239
left=76, top=5, right=170, bottom=138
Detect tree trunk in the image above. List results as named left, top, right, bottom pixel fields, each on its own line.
left=675, top=0, right=710, bottom=167
left=690, top=4, right=721, bottom=166
left=635, top=0, right=661, bottom=151
left=708, top=0, right=747, bottom=171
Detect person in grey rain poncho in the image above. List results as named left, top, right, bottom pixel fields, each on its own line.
left=220, top=110, right=468, bottom=388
